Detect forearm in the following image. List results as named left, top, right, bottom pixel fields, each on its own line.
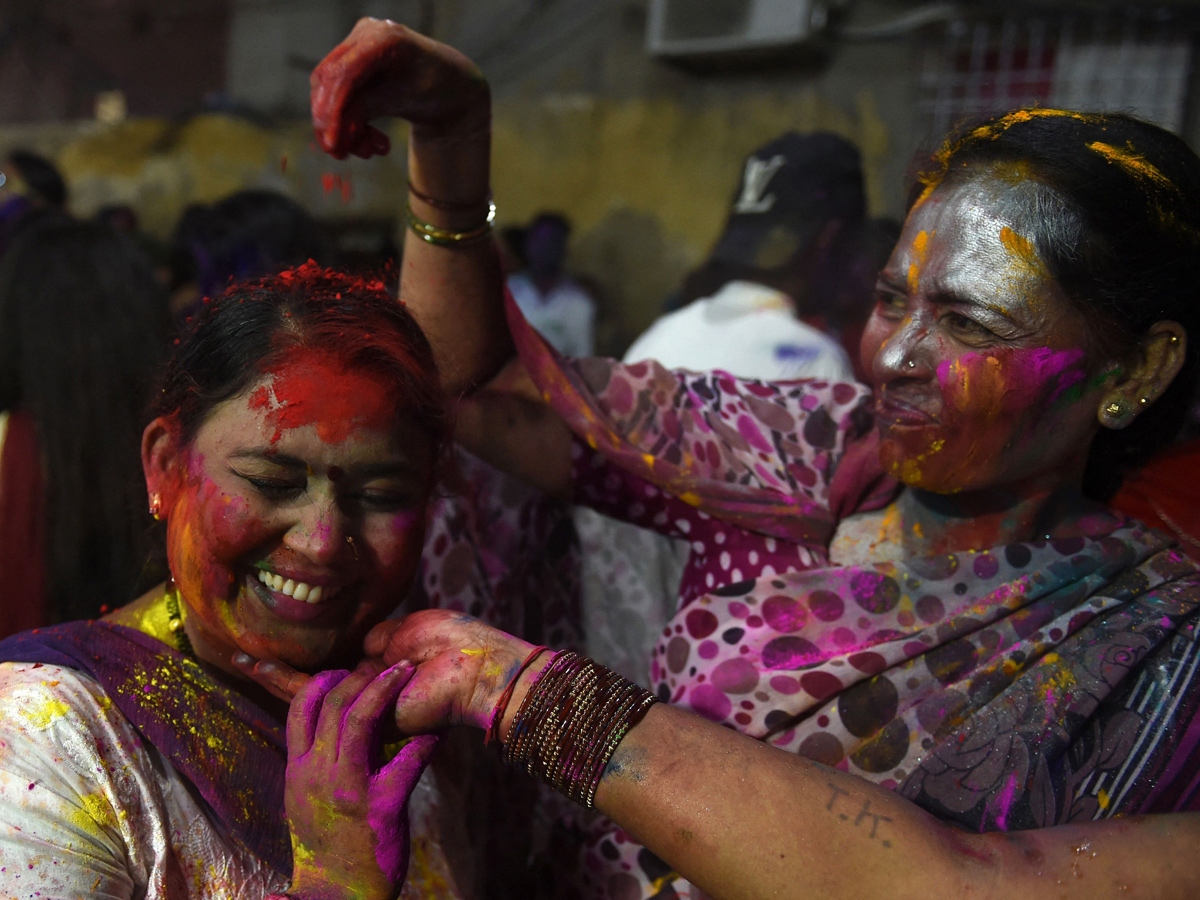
left=403, top=117, right=512, bottom=396
left=590, top=703, right=1200, bottom=900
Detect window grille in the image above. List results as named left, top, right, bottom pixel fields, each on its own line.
left=918, top=7, right=1195, bottom=140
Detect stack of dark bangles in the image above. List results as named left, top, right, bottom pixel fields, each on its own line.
left=500, top=650, right=658, bottom=808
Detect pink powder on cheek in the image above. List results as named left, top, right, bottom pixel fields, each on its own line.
left=936, top=346, right=1087, bottom=415
left=248, top=351, right=395, bottom=445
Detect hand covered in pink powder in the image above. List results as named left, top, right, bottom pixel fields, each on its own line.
left=363, top=609, right=540, bottom=735
left=285, top=664, right=438, bottom=900
left=310, top=17, right=489, bottom=159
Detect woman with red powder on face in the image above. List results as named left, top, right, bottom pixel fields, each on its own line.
left=231, top=20, right=1200, bottom=900
left=0, top=264, right=477, bottom=899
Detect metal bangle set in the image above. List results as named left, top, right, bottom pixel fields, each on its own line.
left=405, top=180, right=495, bottom=246
left=501, top=650, right=658, bottom=808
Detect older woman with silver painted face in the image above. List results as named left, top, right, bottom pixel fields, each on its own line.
left=244, top=20, right=1200, bottom=900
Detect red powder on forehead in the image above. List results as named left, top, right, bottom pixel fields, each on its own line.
left=247, top=350, right=394, bottom=444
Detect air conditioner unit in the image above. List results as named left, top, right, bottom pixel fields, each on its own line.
left=647, top=0, right=830, bottom=60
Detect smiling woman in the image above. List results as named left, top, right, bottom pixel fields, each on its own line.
left=0, top=263, right=464, bottom=900
left=140, top=266, right=443, bottom=673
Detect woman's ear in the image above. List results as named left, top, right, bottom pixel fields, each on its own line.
left=142, top=416, right=183, bottom=517
left=1097, top=320, right=1186, bottom=429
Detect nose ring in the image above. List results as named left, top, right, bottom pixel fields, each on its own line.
left=346, top=534, right=359, bottom=560
left=906, top=359, right=916, bottom=369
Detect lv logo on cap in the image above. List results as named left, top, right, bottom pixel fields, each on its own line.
left=733, top=154, right=786, bottom=214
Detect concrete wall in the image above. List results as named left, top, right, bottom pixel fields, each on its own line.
left=3, top=0, right=1197, bottom=353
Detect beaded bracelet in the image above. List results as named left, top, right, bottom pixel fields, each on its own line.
left=405, top=198, right=496, bottom=246
left=502, top=650, right=657, bottom=808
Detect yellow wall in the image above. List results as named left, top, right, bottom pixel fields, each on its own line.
left=492, top=90, right=890, bottom=345
left=0, top=82, right=891, bottom=353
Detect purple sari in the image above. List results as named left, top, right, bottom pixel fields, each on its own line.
left=0, top=621, right=290, bottom=874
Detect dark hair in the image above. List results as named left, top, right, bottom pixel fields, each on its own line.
left=168, top=190, right=334, bottom=296
left=0, top=219, right=169, bottom=620
left=152, top=262, right=449, bottom=473
left=7, top=150, right=67, bottom=209
left=912, top=109, right=1200, bottom=499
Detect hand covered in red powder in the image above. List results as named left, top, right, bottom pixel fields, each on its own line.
left=285, top=665, right=438, bottom=900
left=310, top=17, right=489, bottom=159
left=364, top=609, right=538, bottom=735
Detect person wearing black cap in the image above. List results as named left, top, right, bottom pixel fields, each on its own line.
left=580, top=133, right=872, bottom=685
left=623, top=130, right=867, bottom=381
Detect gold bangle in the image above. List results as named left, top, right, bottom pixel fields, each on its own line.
left=405, top=199, right=496, bottom=246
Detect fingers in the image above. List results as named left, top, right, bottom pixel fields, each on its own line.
left=287, top=669, right=350, bottom=758
left=231, top=653, right=311, bottom=702
left=354, top=656, right=387, bottom=679
left=378, top=733, right=439, bottom=797
left=338, top=662, right=415, bottom=768
left=350, top=125, right=391, bottom=159
left=312, top=668, right=376, bottom=759
left=364, top=608, right=479, bottom=664
left=363, top=618, right=405, bottom=658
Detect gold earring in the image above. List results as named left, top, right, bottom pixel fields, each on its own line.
left=1102, top=397, right=1133, bottom=427
left=149, top=492, right=162, bottom=520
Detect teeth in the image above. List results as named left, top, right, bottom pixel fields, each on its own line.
left=257, top=569, right=337, bottom=603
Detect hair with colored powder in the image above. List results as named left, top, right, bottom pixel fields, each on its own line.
left=152, top=262, right=449, bottom=472
left=910, top=108, right=1200, bottom=498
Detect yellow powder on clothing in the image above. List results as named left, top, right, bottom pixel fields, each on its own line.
left=21, top=695, right=71, bottom=728
left=68, top=791, right=119, bottom=835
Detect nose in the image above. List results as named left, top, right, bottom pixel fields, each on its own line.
left=872, top=311, right=934, bottom=383
left=283, top=494, right=351, bottom=565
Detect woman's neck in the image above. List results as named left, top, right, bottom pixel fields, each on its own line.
left=106, top=585, right=291, bottom=721
left=895, top=479, right=1118, bottom=557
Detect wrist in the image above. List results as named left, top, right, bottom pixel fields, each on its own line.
left=495, top=648, right=553, bottom=744
left=407, top=113, right=491, bottom=228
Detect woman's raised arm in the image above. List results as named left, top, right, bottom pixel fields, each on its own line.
left=310, top=18, right=509, bottom=396
left=310, top=19, right=574, bottom=496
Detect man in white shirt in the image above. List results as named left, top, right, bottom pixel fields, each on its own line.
left=506, top=213, right=596, bottom=357
left=624, top=131, right=869, bottom=383
left=581, top=132, right=873, bottom=682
